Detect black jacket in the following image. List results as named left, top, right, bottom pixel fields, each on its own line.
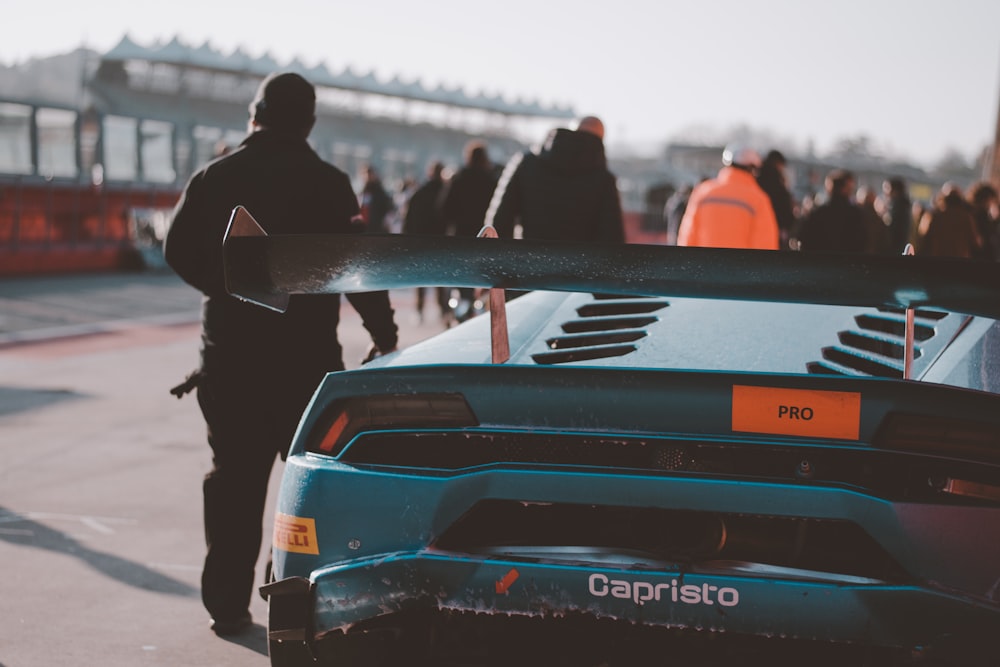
left=487, top=128, right=624, bottom=243
left=756, top=164, right=797, bottom=240
left=164, top=130, right=398, bottom=378
left=403, top=177, right=446, bottom=236
left=797, top=195, right=867, bottom=254
left=441, top=165, right=498, bottom=237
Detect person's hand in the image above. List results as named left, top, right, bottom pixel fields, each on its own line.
left=362, top=344, right=398, bottom=364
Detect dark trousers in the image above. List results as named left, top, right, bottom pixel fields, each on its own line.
left=201, top=433, right=278, bottom=620
left=196, top=375, right=298, bottom=620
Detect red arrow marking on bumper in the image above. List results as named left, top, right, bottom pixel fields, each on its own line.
left=495, top=568, right=519, bottom=594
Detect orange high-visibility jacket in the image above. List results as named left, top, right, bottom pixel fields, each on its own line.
left=677, top=167, right=779, bottom=250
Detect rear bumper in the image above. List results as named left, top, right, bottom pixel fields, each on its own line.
left=270, top=549, right=999, bottom=658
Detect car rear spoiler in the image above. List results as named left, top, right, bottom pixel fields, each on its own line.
left=222, top=205, right=1000, bottom=370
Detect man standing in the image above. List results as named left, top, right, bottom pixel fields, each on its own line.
left=486, top=116, right=624, bottom=243
left=359, top=163, right=396, bottom=232
left=441, top=141, right=499, bottom=319
left=915, top=183, right=982, bottom=258
left=677, top=145, right=779, bottom=250
left=756, top=149, right=797, bottom=250
left=403, top=160, right=450, bottom=322
left=163, top=72, right=398, bottom=636
left=883, top=177, right=914, bottom=254
left=796, top=169, right=867, bottom=254
left=442, top=141, right=498, bottom=238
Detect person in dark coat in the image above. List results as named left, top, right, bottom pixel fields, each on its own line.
left=486, top=116, right=625, bottom=243
left=796, top=169, right=867, bottom=253
left=882, top=176, right=913, bottom=254
left=916, top=183, right=982, bottom=258
left=967, top=181, right=999, bottom=261
left=441, top=141, right=498, bottom=238
left=403, top=161, right=447, bottom=236
left=163, top=72, right=398, bottom=636
left=857, top=186, right=893, bottom=255
left=756, top=149, right=797, bottom=250
left=403, top=160, right=450, bottom=320
left=440, top=141, right=498, bottom=318
left=359, top=163, right=396, bottom=232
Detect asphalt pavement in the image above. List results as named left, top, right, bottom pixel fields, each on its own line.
left=0, top=267, right=446, bottom=355
left=0, top=268, right=202, bottom=345
left=0, top=268, right=448, bottom=667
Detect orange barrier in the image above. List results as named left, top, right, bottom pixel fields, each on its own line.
left=0, top=180, right=179, bottom=275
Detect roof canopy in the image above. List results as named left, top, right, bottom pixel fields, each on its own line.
left=104, top=35, right=575, bottom=119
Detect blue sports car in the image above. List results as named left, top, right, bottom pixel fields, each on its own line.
left=224, top=207, right=1000, bottom=666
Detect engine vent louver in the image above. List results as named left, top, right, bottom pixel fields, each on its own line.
left=532, top=296, right=668, bottom=365
left=546, top=331, right=647, bottom=350
left=807, top=308, right=949, bottom=378
left=576, top=301, right=670, bottom=318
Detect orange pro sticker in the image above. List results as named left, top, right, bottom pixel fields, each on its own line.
left=731, top=385, right=861, bottom=440
left=273, top=513, right=320, bottom=555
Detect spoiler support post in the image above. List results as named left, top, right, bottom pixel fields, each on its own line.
left=903, top=244, right=916, bottom=380
left=477, top=225, right=510, bottom=364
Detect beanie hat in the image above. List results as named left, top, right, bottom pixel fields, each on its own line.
left=250, top=72, right=315, bottom=130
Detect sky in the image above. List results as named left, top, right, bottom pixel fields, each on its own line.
left=3, top=0, right=999, bottom=168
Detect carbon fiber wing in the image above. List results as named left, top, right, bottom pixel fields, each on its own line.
left=222, top=205, right=1000, bottom=319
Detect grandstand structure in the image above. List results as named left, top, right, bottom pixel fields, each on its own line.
left=0, top=35, right=576, bottom=274
left=89, top=35, right=575, bottom=184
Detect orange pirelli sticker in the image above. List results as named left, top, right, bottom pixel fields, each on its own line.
left=273, top=513, right=320, bottom=555
left=732, top=385, right=861, bottom=440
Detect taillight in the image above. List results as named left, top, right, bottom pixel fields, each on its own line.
left=874, top=412, right=1000, bottom=465
left=875, top=412, right=1000, bottom=503
left=306, top=393, right=478, bottom=457
left=940, top=478, right=1000, bottom=503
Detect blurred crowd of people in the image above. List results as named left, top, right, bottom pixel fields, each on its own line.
left=665, top=146, right=1000, bottom=260
left=360, top=115, right=625, bottom=325
left=352, top=143, right=499, bottom=324
left=360, top=134, right=1000, bottom=328
left=374, top=134, right=1000, bottom=277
